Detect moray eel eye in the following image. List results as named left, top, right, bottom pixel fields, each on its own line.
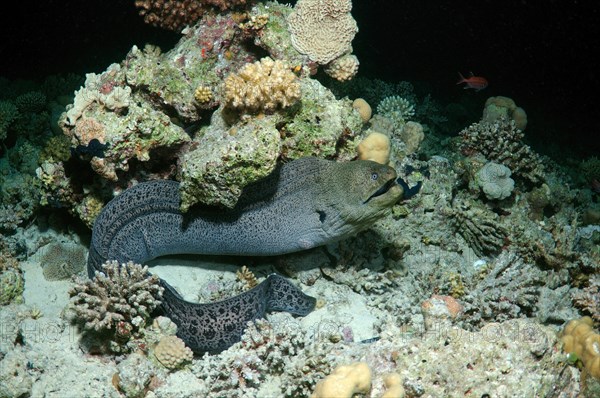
left=364, top=177, right=397, bottom=204
left=371, top=172, right=379, bottom=181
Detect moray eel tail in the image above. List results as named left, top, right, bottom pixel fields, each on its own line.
left=159, top=275, right=315, bottom=353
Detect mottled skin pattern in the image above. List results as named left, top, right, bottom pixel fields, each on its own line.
left=88, top=157, right=403, bottom=353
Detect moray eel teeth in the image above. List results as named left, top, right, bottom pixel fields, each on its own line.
left=88, top=157, right=403, bottom=353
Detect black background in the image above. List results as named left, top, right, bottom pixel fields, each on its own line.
left=1, top=0, right=598, bottom=158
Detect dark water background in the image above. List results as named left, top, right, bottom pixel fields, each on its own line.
left=1, top=0, right=598, bottom=158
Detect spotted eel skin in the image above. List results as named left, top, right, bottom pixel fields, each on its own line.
left=87, top=157, right=403, bottom=353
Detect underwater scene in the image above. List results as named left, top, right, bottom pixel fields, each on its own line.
left=1, top=1, right=599, bottom=397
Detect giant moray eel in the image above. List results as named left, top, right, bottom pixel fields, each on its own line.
left=88, top=157, right=403, bottom=353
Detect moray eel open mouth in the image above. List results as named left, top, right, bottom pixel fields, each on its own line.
left=364, top=177, right=398, bottom=204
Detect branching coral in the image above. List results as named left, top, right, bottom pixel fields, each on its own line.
left=0, top=100, right=18, bottom=141
left=68, top=260, right=163, bottom=348
left=458, top=118, right=545, bottom=185
left=223, top=57, right=300, bottom=114
left=134, top=0, right=249, bottom=32
left=135, top=0, right=205, bottom=32
left=191, top=316, right=311, bottom=395
left=376, top=95, right=416, bottom=131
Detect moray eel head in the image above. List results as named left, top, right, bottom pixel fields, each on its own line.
left=319, top=160, right=404, bottom=234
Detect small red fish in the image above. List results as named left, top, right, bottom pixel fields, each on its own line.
left=457, top=72, right=488, bottom=91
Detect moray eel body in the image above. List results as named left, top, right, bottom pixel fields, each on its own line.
left=88, top=157, right=403, bottom=352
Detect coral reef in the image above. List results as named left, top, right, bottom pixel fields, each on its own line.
left=287, top=0, right=358, bottom=65
left=311, top=362, right=372, bottom=398
left=60, top=63, right=190, bottom=182
left=1, top=2, right=597, bottom=397
left=458, top=118, right=545, bottom=185
left=67, top=260, right=163, bottom=351
left=223, top=57, right=300, bottom=114
left=476, top=161, right=515, bottom=200
left=323, top=53, right=359, bottom=82
left=154, top=335, right=194, bottom=370
left=561, top=317, right=600, bottom=378
left=352, top=98, right=372, bottom=123
left=447, top=195, right=508, bottom=257
left=37, top=241, right=87, bottom=281
left=482, top=95, right=528, bottom=130
left=357, top=131, right=391, bottom=165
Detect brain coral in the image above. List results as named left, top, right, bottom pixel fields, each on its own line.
left=287, top=0, right=358, bottom=64
left=223, top=57, right=301, bottom=114
left=476, top=161, right=515, bottom=200
left=38, top=241, right=87, bottom=281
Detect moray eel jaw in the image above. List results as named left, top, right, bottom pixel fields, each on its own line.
left=315, top=160, right=403, bottom=240
left=364, top=175, right=403, bottom=206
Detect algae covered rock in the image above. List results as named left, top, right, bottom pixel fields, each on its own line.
left=178, top=111, right=282, bottom=210
left=0, top=269, right=24, bottom=305
left=60, top=63, right=190, bottom=181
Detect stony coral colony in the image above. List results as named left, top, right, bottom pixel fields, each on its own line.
left=1, top=0, right=600, bottom=397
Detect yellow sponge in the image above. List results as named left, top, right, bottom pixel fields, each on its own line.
left=561, top=316, right=600, bottom=378
left=311, top=362, right=372, bottom=398
left=381, top=373, right=405, bottom=398
left=357, top=131, right=391, bottom=165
